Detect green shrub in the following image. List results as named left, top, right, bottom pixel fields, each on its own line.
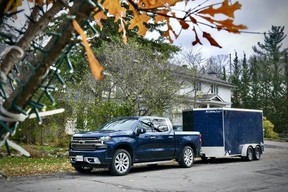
left=263, top=117, right=279, bottom=139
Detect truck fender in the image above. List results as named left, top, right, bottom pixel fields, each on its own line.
left=241, top=144, right=258, bottom=157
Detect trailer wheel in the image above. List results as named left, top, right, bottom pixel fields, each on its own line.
left=253, top=145, right=261, bottom=160
left=246, top=146, right=253, bottom=161
left=109, top=149, right=131, bottom=176
left=179, top=146, right=194, bottom=168
left=74, top=166, right=93, bottom=174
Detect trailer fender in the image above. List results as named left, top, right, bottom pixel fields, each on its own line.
left=241, top=144, right=258, bottom=157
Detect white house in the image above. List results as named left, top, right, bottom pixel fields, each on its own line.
left=167, top=65, right=235, bottom=124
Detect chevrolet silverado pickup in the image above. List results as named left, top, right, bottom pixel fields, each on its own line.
left=69, top=116, right=201, bottom=176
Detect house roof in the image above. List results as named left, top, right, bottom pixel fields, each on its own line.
left=197, top=93, right=231, bottom=105
left=170, top=64, right=235, bottom=88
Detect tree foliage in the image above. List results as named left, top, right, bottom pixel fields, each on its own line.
left=95, top=40, right=178, bottom=116
left=263, top=117, right=279, bottom=139
left=228, top=26, right=288, bottom=134
left=0, top=0, right=247, bottom=147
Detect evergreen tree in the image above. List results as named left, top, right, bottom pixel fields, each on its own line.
left=283, top=52, right=288, bottom=133
left=252, top=25, right=287, bottom=133
left=230, top=52, right=241, bottom=108
left=240, top=53, right=250, bottom=108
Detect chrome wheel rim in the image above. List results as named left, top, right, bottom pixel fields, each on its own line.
left=115, top=152, right=130, bottom=173
left=184, top=148, right=193, bottom=166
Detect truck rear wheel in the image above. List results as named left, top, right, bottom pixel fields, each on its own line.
left=179, top=146, right=194, bottom=168
left=253, top=146, right=261, bottom=160
left=74, top=166, right=93, bottom=174
left=109, top=149, right=131, bottom=176
left=246, top=146, right=253, bottom=161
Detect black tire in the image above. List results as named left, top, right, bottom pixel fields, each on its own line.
left=74, top=166, right=93, bottom=174
left=253, top=146, right=261, bottom=160
left=246, top=146, right=253, bottom=161
left=109, top=149, right=131, bottom=176
left=179, top=146, right=194, bottom=168
left=201, top=156, right=208, bottom=161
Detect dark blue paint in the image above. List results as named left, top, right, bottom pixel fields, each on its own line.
left=69, top=116, right=201, bottom=169
left=183, top=108, right=264, bottom=155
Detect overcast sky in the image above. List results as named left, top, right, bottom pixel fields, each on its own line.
left=13, top=0, right=288, bottom=60
left=167, top=0, right=288, bottom=59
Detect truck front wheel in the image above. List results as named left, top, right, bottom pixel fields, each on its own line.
left=179, top=146, right=194, bottom=168
left=109, top=149, right=131, bottom=176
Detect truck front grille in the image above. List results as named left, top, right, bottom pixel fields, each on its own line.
left=70, top=137, right=105, bottom=151
left=71, top=144, right=97, bottom=151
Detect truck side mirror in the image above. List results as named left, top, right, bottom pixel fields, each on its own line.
left=136, top=128, right=146, bottom=136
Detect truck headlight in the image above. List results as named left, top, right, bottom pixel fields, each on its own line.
left=99, top=136, right=112, bottom=142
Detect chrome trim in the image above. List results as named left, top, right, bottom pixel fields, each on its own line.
left=133, top=160, right=175, bottom=166
left=84, top=157, right=101, bottom=164
left=69, top=156, right=101, bottom=164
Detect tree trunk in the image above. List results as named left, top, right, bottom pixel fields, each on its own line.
left=3, top=1, right=95, bottom=112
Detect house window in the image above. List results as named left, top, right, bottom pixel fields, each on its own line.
left=211, top=85, right=218, bottom=94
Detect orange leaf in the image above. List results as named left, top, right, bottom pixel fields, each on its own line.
left=179, top=20, right=189, bottom=30
left=128, top=5, right=150, bottom=36
left=139, top=0, right=180, bottom=9
left=93, top=8, right=108, bottom=30
left=4, top=0, right=22, bottom=13
left=102, top=0, right=127, bottom=43
left=155, top=10, right=169, bottom=23
left=119, top=18, right=128, bottom=44
left=199, top=0, right=241, bottom=18
left=189, top=16, right=197, bottom=24
left=102, top=0, right=126, bottom=21
left=72, top=20, right=104, bottom=80
left=200, top=15, right=247, bottom=33
left=202, top=32, right=222, bottom=48
left=192, top=27, right=202, bottom=46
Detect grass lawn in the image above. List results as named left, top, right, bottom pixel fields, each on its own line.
left=0, top=144, right=74, bottom=178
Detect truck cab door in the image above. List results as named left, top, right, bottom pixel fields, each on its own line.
left=152, top=130, right=175, bottom=161
left=134, top=118, right=175, bottom=162
left=134, top=120, right=159, bottom=162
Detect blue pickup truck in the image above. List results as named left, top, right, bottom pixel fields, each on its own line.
left=69, top=116, right=201, bottom=176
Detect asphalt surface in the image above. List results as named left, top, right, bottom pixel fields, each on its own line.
left=1, top=140, right=288, bottom=192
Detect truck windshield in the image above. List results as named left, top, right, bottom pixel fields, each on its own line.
left=98, top=118, right=138, bottom=131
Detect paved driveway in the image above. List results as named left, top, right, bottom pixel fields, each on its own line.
left=1, top=140, right=288, bottom=192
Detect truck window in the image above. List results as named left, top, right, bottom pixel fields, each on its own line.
left=152, top=119, right=169, bottom=132
left=98, top=118, right=138, bottom=131
left=137, top=120, right=154, bottom=133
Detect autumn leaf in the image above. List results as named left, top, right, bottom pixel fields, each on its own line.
left=102, top=0, right=126, bottom=21
left=93, top=8, right=108, bottom=30
left=192, top=27, right=202, bottom=46
left=128, top=4, right=151, bottom=36
left=200, top=15, right=247, bottom=33
left=203, top=32, right=222, bottom=48
left=4, top=0, right=22, bottom=13
left=189, top=16, right=197, bottom=24
left=198, top=0, right=241, bottom=18
left=179, top=20, right=189, bottom=29
left=154, top=10, right=169, bottom=23
left=139, top=0, right=181, bottom=9
left=119, top=18, right=128, bottom=44
left=72, top=20, right=104, bottom=80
